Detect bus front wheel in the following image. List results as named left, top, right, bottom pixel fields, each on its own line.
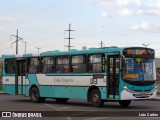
left=119, top=100, right=131, bottom=107
left=30, top=87, right=45, bottom=103
left=90, top=89, right=104, bottom=107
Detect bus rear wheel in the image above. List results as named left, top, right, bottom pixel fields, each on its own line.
left=30, top=87, right=45, bottom=103
left=119, top=100, right=131, bottom=107
left=55, top=98, right=69, bottom=103
left=90, top=89, right=104, bottom=107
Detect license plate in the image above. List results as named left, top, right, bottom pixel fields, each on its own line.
left=140, top=93, right=146, bottom=97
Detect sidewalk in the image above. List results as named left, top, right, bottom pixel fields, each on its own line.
left=154, top=96, right=160, bottom=101
left=0, top=91, right=4, bottom=94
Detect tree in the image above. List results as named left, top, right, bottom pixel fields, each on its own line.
left=156, top=67, right=160, bottom=74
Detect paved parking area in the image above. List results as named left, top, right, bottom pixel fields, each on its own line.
left=0, top=94, right=160, bottom=120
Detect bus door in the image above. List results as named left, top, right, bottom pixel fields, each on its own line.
left=107, top=55, right=120, bottom=99
left=15, top=59, right=26, bottom=95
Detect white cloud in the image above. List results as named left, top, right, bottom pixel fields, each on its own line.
left=117, top=8, right=134, bottom=16
left=92, top=0, right=141, bottom=7
left=101, top=12, right=112, bottom=17
left=129, top=21, right=154, bottom=30
left=145, top=2, right=160, bottom=10
left=140, top=1, right=160, bottom=16
left=0, top=17, right=15, bottom=25
left=136, top=9, right=144, bottom=15
left=146, top=10, right=160, bottom=16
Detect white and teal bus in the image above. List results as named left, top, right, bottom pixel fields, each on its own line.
left=1, top=46, right=157, bottom=107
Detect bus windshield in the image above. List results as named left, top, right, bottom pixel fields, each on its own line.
left=122, top=57, right=155, bottom=81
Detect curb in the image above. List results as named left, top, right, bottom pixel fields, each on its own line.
left=0, top=91, right=4, bottom=94
left=154, top=97, right=160, bottom=101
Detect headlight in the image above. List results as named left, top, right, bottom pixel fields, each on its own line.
left=155, top=85, right=157, bottom=89
left=150, top=85, right=157, bottom=92
left=123, top=85, right=130, bottom=92
left=123, top=85, right=128, bottom=90
left=122, top=85, right=133, bottom=93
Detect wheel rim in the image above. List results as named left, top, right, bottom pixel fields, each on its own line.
left=32, top=91, right=38, bottom=101
left=92, top=93, right=100, bottom=103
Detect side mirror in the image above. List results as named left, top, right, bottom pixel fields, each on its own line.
left=119, top=53, right=127, bottom=71
left=120, top=57, right=126, bottom=71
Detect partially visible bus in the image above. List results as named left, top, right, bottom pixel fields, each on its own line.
left=2, top=46, right=157, bottom=107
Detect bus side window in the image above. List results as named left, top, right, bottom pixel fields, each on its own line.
left=71, top=55, right=86, bottom=73
left=42, top=57, right=54, bottom=73
left=56, top=56, right=69, bottom=73
left=28, top=57, right=40, bottom=73
left=88, top=54, right=104, bottom=72
left=5, top=59, right=16, bottom=74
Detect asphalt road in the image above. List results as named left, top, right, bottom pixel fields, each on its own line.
left=0, top=94, right=160, bottom=120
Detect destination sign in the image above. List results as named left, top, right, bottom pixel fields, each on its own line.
left=123, top=48, right=154, bottom=56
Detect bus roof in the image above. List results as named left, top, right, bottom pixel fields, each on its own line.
left=1, top=46, right=154, bottom=58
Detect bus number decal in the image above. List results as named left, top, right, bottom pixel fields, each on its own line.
left=90, top=78, right=97, bottom=84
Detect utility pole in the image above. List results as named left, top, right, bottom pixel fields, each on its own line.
left=11, top=29, right=23, bottom=55
left=36, top=47, right=41, bottom=53
left=99, top=41, right=105, bottom=48
left=65, top=24, right=74, bottom=51
left=24, top=42, right=27, bottom=54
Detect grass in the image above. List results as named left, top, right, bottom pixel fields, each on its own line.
left=157, top=92, right=160, bottom=96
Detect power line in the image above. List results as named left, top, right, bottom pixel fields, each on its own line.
left=65, top=24, right=75, bottom=51
left=10, top=29, right=23, bottom=55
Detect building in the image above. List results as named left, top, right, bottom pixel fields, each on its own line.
left=155, top=58, right=160, bottom=81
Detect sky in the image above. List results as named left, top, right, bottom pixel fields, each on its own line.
left=0, top=0, right=160, bottom=57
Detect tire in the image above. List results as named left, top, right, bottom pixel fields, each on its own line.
left=90, top=89, right=104, bottom=107
left=30, top=87, right=46, bottom=103
left=56, top=98, right=69, bottom=103
left=119, top=100, right=131, bottom=107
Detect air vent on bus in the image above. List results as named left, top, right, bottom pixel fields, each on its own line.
left=52, top=50, right=60, bottom=52
left=89, top=48, right=97, bottom=50
left=102, top=46, right=118, bottom=49
left=70, top=49, right=77, bottom=51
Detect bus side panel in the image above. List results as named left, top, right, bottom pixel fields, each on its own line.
left=27, top=74, right=107, bottom=99
left=26, top=74, right=40, bottom=96
left=39, top=86, right=107, bottom=99
left=99, top=87, right=107, bottom=100
left=2, top=85, right=6, bottom=93
left=2, top=76, right=16, bottom=95
left=69, top=86, right=87, bottom=99
left=39, top=86, right=54, bottom=97
left=53, top=86, right=70, bottom=98
left=2, top=85, right=15, bottom=95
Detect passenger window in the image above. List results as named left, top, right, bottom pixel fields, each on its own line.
left=88, top=54, right=105, bottom=72
left=71, top=55, right=86, bottom=73
left=42, top=57, right=54, bottom=73
left=5, top=59, right=16, bottom=74
left=28, top=58, right=40, bottom=73
left=56, top=56, right=69, bottom=73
